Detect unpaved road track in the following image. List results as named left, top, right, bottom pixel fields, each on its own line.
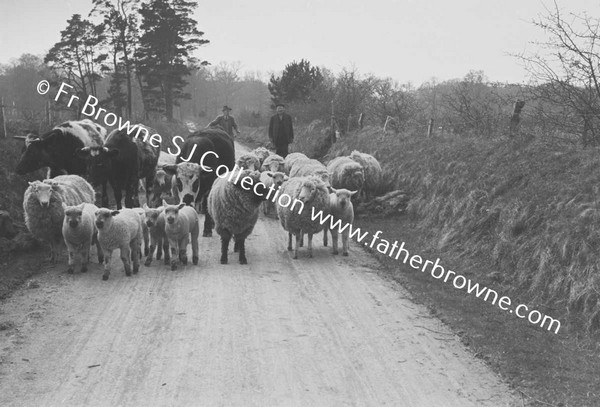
left=0, top=143, right=517, bottom=406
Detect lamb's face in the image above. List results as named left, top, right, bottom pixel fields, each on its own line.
left=237, top=155, right=259, bottom=171
left=333, top=188, right=357, bottom=209
left=268, top=172, right=288, bottom=188
left=95, top=208, right=118, bottom=230
left=315, top=170, right=331, bottom=187
left=346, top=168, right=364, bottom=190
left=63, top=204, right=84, bottom=228
left=143, top=204, right=164, bottom=227
left=33, top=182, right=54, bottom=208
left=164, top=203, right=186, bottom=225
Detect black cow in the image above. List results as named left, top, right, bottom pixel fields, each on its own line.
left=77, top=125, right=160, bottom=209
left=163, top=128, right=235, bottom=236
left=14, top=119, right=106, bottom=178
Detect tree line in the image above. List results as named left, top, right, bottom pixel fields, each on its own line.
left=2, top=2, right=600, bottom=147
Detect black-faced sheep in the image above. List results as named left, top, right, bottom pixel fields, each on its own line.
left=324, top=188, right=357, bottom=256
left=207, top=169, right=268, bottom=264
left=62, top=203, right=104, bottom=273
left=141, top=204, right=170, bottom=266
left=23, top=175, right=95, bottom=261
left=276, top=176, right=330, bottom=259
left=162, top=201, right=200, bottom=271
left=149, top=169, right=174, bottom=207
left=349, top=150, right=382, bottom=201
left=327, top=156, right=365, bottom=199
left=94, top=208, right=143, bottom=280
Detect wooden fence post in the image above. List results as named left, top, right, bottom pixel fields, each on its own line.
left=427, top=118, right=434, bottom=137
left=0, top=97, right=6, bottom=138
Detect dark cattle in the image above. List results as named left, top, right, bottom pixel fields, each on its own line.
left=77, top=125, right=160, bottom=209
left=163, top=128, right=235, bottom=237
left=14, top=119, right=106, bottom=178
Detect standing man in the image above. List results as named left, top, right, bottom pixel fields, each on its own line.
left=208, top=105, right=240, bottom=141
left=268, top=103, right=294, bottom=158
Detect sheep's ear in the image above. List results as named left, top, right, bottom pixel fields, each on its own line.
left=28, top=181, right=35, bottom=186
left=62, top=202, right=68, bottom=210
left=111, top=210, right=120, bottom=216
left=283, top=175, right=289, bottom=181
left=349, top=190, right=358, bottom=196
left=162, top=199, right=169, bottom=207
left=177, top=203, right=186, bottom=210
left=51, top=182, right=60, bottom=190
left=327, top=186, right=334, bottom=193
left=142, top=203, right=148, bottom=210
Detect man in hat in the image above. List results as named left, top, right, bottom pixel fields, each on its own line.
left=268, top=103, right=294, bottom=158
left=208, top=105, right=240, bottom=140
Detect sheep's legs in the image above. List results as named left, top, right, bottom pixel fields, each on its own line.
left=342, top=230, right=349, bottom=256
left=169, top=239, right=179, bottom=270
left=307, top=233, right=314, bottom=258
left=66, top=247, right=75, bottom=274
left=121, top=244, right=132, bottom=276
left=179, top=236, right=189, bottom=265
left=162, top=238, right=170, bottom=265
left=236, top=236, right=247, bottom=264
left=287, top=232, right=293, bottom=251
left=203, top=211, right=214, bottom=237
left=102, top=249, right=113, bottom=280
left=331, top=229, right=339, bottom=255
left=191, top=231, right=199, bottom=266
left=81, top=246, right=90, bottom=273
left=93, top=232, right=104, bottom=264
left=294, top=231, right=302, bottom=259
left=323, top=229, right=328, bottom=247
left=131, top=239, right=140, bottom=274
left=220, top=231, right=231, bottom=264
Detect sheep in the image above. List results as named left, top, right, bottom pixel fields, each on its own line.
left=132, top=207, right=150, bottom=257
left=162, top=200, right=199, bottom=271
left=236, top=152, right=261, bottom=171
left=261, top=154, right=285, bottom=173
left=276, top=176, right=330, bottom=259
left=62, top=202, right=104, bottom=274
left=323, top=189, right=357, bottom=256
left=283, top=152, right=309, bottom=174
left=252, top=147, right=271, bottom=166
left=141, top=204, right=170, bottom=266
left=149, top=169, right=174, bottom=207
left=94, top=208, right=143, bottom=280
left=207, top=168, right=268, bottom=264
left=259, top=171, right=288, bottom=217
left=23, top=175, right=95, bottom=262
left=349, top=150, right=382, bottom=201
left=327, top=156, right=365, bottom=199
left=289, top=158, right=331, bottom=187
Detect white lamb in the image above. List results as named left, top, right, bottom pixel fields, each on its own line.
left=132, top=207, right=150, bottom=257
left=62, top=203, right=104, bottom=274
left=142, top=204, right=170, bottom=267
left=94, top=207, right=143, bottom=280
left=276, top=176, right=330, bottom=259
left=289, top=158, right=331, bottom=187
left=162, top=200, right=200, bottom=271
left=323, top=189, right=357, bottom=256
left=23, top=175, right=95, bottom=262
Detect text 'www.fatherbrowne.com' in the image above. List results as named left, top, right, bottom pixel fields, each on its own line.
left=310, top=207, right=562, bottom=334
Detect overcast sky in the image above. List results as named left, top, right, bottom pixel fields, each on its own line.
left=1, top=0, right=599, bottom=86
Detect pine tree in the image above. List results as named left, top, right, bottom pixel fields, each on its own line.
left=135, top=0, right=208, bottom=121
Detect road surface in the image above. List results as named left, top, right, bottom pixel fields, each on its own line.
left=0, top=143, right=517, bottom=406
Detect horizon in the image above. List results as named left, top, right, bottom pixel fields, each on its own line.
left=2, top=0, right=599, bottom=87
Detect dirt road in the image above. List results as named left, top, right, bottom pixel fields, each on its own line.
left=0, top=144, right=517, bottom=406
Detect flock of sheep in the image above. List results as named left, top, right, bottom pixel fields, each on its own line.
left=20, top=125, right=382, bottom=280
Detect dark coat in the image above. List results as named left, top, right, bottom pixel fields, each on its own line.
left=268, top=113, right=294, bottom=145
